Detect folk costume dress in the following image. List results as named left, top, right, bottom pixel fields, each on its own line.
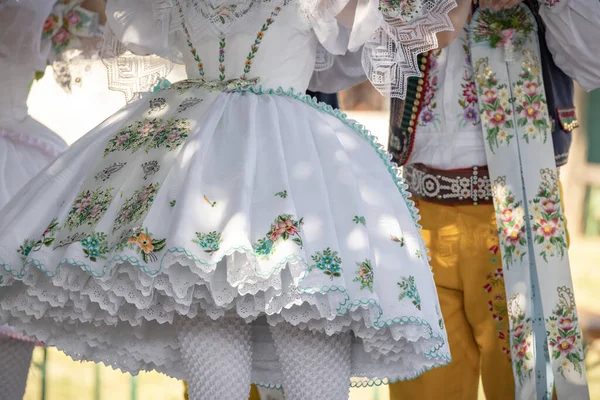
left=0, top=0, right=101, bottom=398
left=388, top=1, right=594, bottom=399
left=0, top=0, right=455, bottom=398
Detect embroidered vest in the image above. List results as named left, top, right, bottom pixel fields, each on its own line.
left=388, top=1, right=577, bottom=168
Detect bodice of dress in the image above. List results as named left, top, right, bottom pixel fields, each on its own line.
left=176, top=1, right=317, bottom=92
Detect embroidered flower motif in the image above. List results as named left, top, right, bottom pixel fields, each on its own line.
left=203, top=195, right=217, bottom=208
left=508, top=295, right=534, bottom=384
left=378, top=0, right=418, bottom=17
left=391, top=235, right=405, bottom=247
left=17, top=218, right=60, bottom=258
left=397, top=276, right=421, bottom=310
left=458, top=31, right=481, bottom=127
left=65, top=188, right=113, bottom=230
left=475, top=60, right=514, bottom=152
left=81, top=232, right=109, bottom=262
left=546, top=287, right=585, bottom=378
left=253, top=214, right=304, bottom=259
left=193, top=231, right=222, bottom=256
left=275, top=190, right=288, bottom=199
left=492, top=177, right=527, bottom=268
left=353, top=216, right=366, bottom=225
left=353, top=259, right=374, bottom=292
left=530, top=169, right=567, bottom=261
left=148, top=118, right=191, bottom=151
left=484, top=250, right=511, bottom=360
left=418, top=50, right=442, bottom=128
left=104, top=118, right=191, bottom=156
left=113, top=183, right=159, bottom=233
left=514, top=50, right=550, bottom=144
left=116, top=227, right=167, bottom=263
left=310, top=248, right=342, bottom=280
left=472, top=7, right=535, bottom=52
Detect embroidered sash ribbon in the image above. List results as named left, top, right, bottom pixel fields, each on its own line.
left=469, top=5, right=589, bottom=399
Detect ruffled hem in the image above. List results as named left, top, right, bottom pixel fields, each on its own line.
left=0, top=128, right=65, bottom=159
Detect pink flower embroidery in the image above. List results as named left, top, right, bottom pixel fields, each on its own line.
left=555, top=336, right=576, bottom=355
left=117, top=135, right=129, bottom=144
left=43, top=16, right=55, bottom=33
left=53, top=28, right=70, bottom=46
left=537, top=219, right=558, bottom=238
left=504, top=228, right=523, bottom=245
left=524, top=81, right=540, bottom=97
left=482, top=88, right=498, bottom=104
left=462, top=80, right=478, bottom=104
left=65, top=11, right=81, bottom=26
left=541, top=198, right=558, bottom=214
left=515, top=342, right=530, bottom=360
left=521, top=101, right=542, bottom=122
left=558, top=316, right=575, bottom=332
left=487, top=108, right=508, bottom=127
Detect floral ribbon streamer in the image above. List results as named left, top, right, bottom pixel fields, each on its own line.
left=469, top=5, right=589, bottom=399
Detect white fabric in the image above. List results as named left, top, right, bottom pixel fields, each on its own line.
left=175, top=314, right=252, bottom=400
left=540, top=0, right=600, bottom=92
left=270, top=323, right=351, bottom=400
left=408, top=30, right=487, bottom=170
left=0, top=82, right=449, bottom=386
left=103, top=0, right=456, bottom=99
left=0, top=337, right=34, bottom=400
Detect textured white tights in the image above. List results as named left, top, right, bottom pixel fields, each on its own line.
left=0, top=337, right=34, bottom=400
left=175, top=315, right=252, bottom=400
left=270, top=323, right=352, bottom=400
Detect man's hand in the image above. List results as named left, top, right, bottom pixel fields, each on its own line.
left=479, top=0, right=524, bottom=11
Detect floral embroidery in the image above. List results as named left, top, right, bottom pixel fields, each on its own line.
left=508, top=295, right=534, bottom=384
left=546, top=287, right=585, bottom=378
left=218, top=37, right=226, bottom=81
left=514, top=50, right=550, bottom=143
left=310, top=248, right=342, bottom=280
left=141, top=161, right=160, bottom=180
left=113, top=183, right=159, bottom=233
left=397, top=276, right=421, bottom=310
left=177, top=97, right=203, bottom=113
left=117, top=228, right=167, bottom=263
left=65, top=188, right=113, bottom=230
left=353, top=216, right=366, bottom=225
left=147, top=118, right=191, bottom=152
left=483, top=264, right=511, bottom=360
left=415, top=249, right=423, bottom=259
left=353, top=259, right=374, bottom=292
left=254, top=214, right=303, bottom=259
left=242, top=5, right=285, bottom=79
left=81, top=232, right=109, bottom=262
left=104, top=119, right=163, bottom=156
left=492, top=177, right=526, bottom=269
left=458, top=31, right=480, bottom=127
left=170, top=200, right=177, bottom=207
left=475, top=59, right=515, bottom=152
left=203, top=195, right=217, bottom=208
left=148, top=98, right=167, bottom=114
left=17, top=218, right=60, bottom=258
left=378, top=0, right=418, bottom=17
left=391, top=235, right=405, bottom=247
left=275, top=190, right=288, bottom=199
left=103, top=118, right=190, bottom=156
left=472, top=7, right=535, bottom=52
left=175, top=0, right=205, bottom=76
left=94, top=162, right=126, bottom=182
left=419, top=50, right=442, bottom=128
left=530, top=169, right=567, bottom=262
left=193, top=231, right=222, bottom=255
left=541, top=0, right=560, bottom=8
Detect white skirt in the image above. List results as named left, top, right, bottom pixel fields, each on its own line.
left=0, top=83, right=450, bottom=386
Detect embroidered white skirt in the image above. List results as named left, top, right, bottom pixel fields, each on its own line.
left=0, top=84, right=450, bottom=386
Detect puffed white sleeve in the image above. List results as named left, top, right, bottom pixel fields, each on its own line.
left=304, top=0, right=456, bottom=98
left=540, top=0, right=600, bottom=92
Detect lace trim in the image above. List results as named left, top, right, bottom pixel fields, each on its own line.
left=0, top=128, right=64, bottom=158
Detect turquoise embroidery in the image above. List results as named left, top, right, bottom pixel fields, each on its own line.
left=398, top=276, right=422, bottom=310
left=253, top=214, right=303, bottom=259
left=193, top=231, right=222, bottom=255
left=353, top=216, right=366, bottom=225
left=17, top=218, right=60, bottom=258
left=81, top=232, right=109, bottom=262
left=310, top=248, right=342, bottom=279
left=353, top=259, right=374, bottom=292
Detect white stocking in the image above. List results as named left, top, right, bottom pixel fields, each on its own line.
left=0, top=337, right=34, bottom=400
left=175, top=315, right=252, bottom=400
left=269, top=323, right=351, bottom=400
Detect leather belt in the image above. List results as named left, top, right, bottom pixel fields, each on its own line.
left=403, top=163, right=493, bottom=205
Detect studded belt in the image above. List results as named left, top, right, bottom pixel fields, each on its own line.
left=403, top=163, right=493, bottom=206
